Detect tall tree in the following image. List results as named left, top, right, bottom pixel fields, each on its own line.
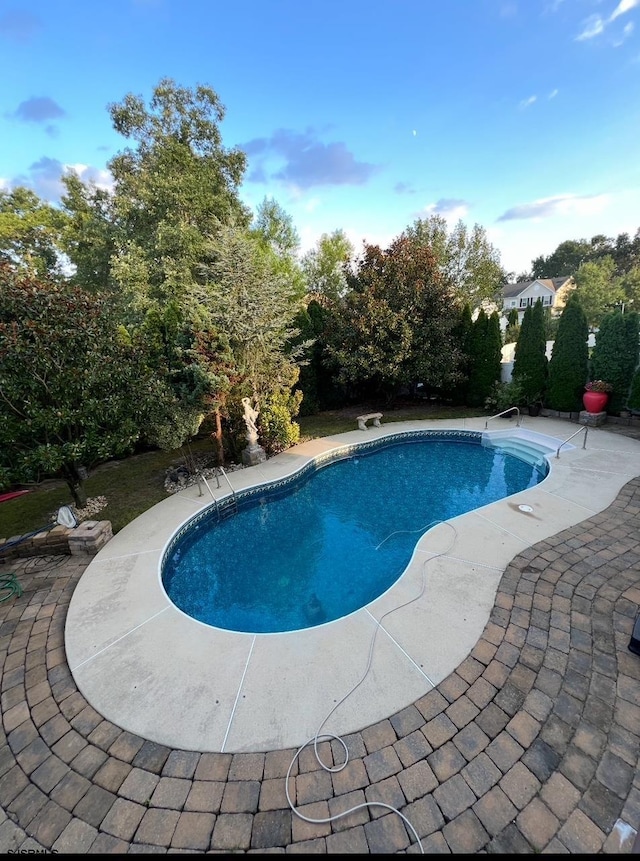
left=467, top=310, right=502, bottom=407
left=60, top=172, right=117, bottom=291
left=511, top=299, right=548, bottom=404
left=301, top=229, right=354, bottom=302
left=250, top=196, right=306, bottom=298
left=449, top=303, right=474, bottom=405
left=531, top=239, right=593, bottom=278
left=591, top=311, right=640, bottom=414
left=327, top=235, right=462, bottom=403
left=106, top=77, right=250, bottom=311
left=546, top=294, right=589, bottom=411
left=194, top=225, right=306, bottom=455
left=0, top=186, right=68, bottom=279
left=403, top=215, right=505, bottom=307
left=573, top=256, right=623, bottom=329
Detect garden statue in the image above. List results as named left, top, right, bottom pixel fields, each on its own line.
left=242, top=397, right=259, bottom=446
left=241, top=397, right=266, bottom=466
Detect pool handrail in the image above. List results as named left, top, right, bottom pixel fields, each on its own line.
left=485, top=406, right=521, bottom=429
left=555, top=424, right=588, bottom=458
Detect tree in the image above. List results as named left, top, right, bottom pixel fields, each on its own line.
left=301, top=229, right=354, bottom=302
left=531, top=239, right=593, bottom=278
left=106, top=77, right=250, bottom=311
left=403, top=215, right=505, bottom=307
left=611, top=228, right=640, bottom=275
left=511, top=299, right=548, bottom=404
left=546, top=294, right=589, bottom=411
left=449, top=303, right=474, bottom=405
left=531, top=229, right=640, bottom=279
left=591, top=311, right=640, bottom=414
left=194, top=225, right=305, bottom=456
left=0, top=264, right=168, bottom=507
left=0, top=186, right=68, bottom=279
left=467, top=310, right=502, bottom=407
left=504, top=308, right=520, bottom=345
left=252, top=196, right=300, bottom=258
left=60, top=172, right=117, bottom=291
left=573, top=256, right=623, bottom=329
left=620, top=266, right=640, bottom=313
left=250, top=196, right=306, bottom=298
left=327, top=236, right=463, bottom=403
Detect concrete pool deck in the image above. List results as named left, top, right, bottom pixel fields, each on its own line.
left=1, top=414, right=640, bottom=853
left=64, top=416, right=639, bottom=755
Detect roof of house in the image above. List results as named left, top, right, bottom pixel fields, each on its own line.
left=502, top=276, right=572, bottom=299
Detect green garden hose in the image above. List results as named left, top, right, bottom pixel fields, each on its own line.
left=0, top=570, right=22, bottom=602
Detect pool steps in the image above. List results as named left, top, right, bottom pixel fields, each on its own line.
left=483, top=428, right=571, bottom=471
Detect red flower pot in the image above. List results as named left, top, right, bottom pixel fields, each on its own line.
left=583, top=391, right=608, bottom=413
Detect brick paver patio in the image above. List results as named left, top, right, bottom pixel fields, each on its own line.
left=1, top=477, right=639, bottom=853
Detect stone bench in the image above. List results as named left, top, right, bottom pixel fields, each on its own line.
left=357, top=412, right=383, bottom=431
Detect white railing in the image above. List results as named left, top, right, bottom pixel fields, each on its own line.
left=485, top=406, right=521, bottom=429
left=556, top=425, right=588, bottom=458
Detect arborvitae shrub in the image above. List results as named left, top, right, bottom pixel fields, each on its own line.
left=591, top=311, right=639, bottom=413
left=512, top=299, right=548, bottom=403
left=547, top=295, right=589, bottom=411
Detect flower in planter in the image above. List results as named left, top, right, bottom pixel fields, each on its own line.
left=585, top=380, right=613, bottom=393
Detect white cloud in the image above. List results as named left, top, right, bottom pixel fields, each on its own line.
left=519, top=95, right=537, bottom=109
left=67, top=163, right=113, bottom=192
left=498, top=193, right=610, bottom=222
left=576, top=0, right=638, bottom=42
left=612, top=20, right=635, bottom=44
left=610, top=0, right=639, bottom=23
left=548, top=88, right=559, bottom=99
left=576, top=14, right=605, bottom=40
left=417, top=198, right=469, bottom=222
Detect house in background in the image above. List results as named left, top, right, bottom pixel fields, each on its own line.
left=501, top=276, right=574, bottom=325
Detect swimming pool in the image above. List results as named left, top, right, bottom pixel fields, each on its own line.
left=162, top=430, right=548, bottom=634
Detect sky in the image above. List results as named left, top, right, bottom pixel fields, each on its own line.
left=1, top=0, right=639, bottom=278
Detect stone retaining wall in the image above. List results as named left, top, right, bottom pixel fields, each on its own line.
left=0, top=520, right=113, bottom=560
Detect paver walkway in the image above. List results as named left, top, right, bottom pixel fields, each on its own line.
left=1, top=479, right=640, bottom=853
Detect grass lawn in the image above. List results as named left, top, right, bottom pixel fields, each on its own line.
left=0, top=404, right=481, bottom=540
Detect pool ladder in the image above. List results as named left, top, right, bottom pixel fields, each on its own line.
left=197, top=466, right=238, bottom=521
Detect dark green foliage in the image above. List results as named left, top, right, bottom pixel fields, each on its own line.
left=467, top=310, right=502, bottom=406
left=532, top=239, right=591, bottom=278
left=291, top=300, right=343, bottom=414
left=326, top=236, right=462, bottom=403
left=591, top=311, right=639, bottom=413
left=449, top=304, right=473, bottom=405
left=0, top=263, right=168, bottom=506
left=547, top=295, right=589, bottom=411
left=257, top=389, right=303, bottom=455
left=531, top=229, right=640, bottom=280
left=504, top=307, right=520, bottom=345
left=628, top=366, right=640, bottom=411
left=511, top=299, right=548, bottom=403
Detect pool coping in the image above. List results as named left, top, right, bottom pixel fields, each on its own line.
left=64, top=416, right=640, bottom=753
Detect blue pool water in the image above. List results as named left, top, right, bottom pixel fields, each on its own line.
left=162, top=434, right=547, bottom=634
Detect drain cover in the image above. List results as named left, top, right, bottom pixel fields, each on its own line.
left=518, top=504, right=534, bottom=513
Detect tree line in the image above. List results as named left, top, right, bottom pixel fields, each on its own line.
left=1, top=78, right=639, bottom=507
left=0, top=79, right=509, bottom=506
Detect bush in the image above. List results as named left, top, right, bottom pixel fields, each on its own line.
left=628, top=368, right=640, bottom=412
left=258, top=389, right=303, bottom=455
left=546, top=294, right=589, bottom=412
left=484, top=379, right=525, bottom=414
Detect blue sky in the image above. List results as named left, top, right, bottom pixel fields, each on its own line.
left=1, top=0, right=639, bottom=276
